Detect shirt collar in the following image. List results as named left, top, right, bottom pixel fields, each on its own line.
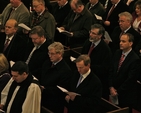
left=53, top=58, right=62, bottom=65
left=122, top=48, right=132, bottom=58
left=12, top=3, right=22, bottom=10
left=93, top=39, right=101, bottom=47
left=114, top=0, right=120, bottom=7
left=61, top=1, right=68, bottom=7
left=123, top=26, right=131, bottom=33
left=81, top=69, right=91, bottom=79
left=6, top=35, right=14, bottom=41
left=90, top=1, right=98, bottom=7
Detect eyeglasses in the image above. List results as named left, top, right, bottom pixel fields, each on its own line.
left=118, top=20, right=126, bottom=23
left=33, top=4, right=41, bottom=8
left=31, top=37, right=40, bottom=41
left=48, top=52, right=57, bottom=56
left=89, top=31, right=99, bottom=35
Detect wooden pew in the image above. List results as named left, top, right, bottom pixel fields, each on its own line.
left=96, top=98, right=129, bottom=113
left=41, top=106, right=54, bottom=113
left=107, top=107, right=129, bottom=113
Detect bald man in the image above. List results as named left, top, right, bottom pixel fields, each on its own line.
left=0, top=19, right=27, bottom=62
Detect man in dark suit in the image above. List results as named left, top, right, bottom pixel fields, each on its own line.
left=110, top=11, right=141, bottom=54
left=52, top=0, right=71, bottom=44
left=81, top=24, right=112, bottom=99
left=109, top=33, right=141, bottom=113
left=30, top=0, right=56, bottom=43
left=102, top=0, right=129, bottom=35
left=85, top=0, right=105, bottom=17
left=60, top=0, right=94, bottom=48
left=65, top=54, right=102, bottom=113
left=0, top=19, right=26, bottom=62
left=24, top=26, right=50, bottom=80
left=52, top=0, right=70, bottom=27
left=40, top=42, right=72, bottom=113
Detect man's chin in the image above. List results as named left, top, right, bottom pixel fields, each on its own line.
left=120, top=47, right=123, bottom=50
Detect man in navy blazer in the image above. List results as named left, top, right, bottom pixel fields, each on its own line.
left=40, top=42, right=72, bottom=113
left=65, top=54, right=102, bottom=113
left=110, top=11, right=141, bottom=54
left=24, top=26, right=50, bottom=80
left=102, top=0, right=129, bottom=35
left=0, top=19, right=26, bottom=62
left=81, top=24, right=112, bottom=99
left=109, top=33, right=141, bottom=113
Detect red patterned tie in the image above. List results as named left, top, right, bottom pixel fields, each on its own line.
left=88, top=43, right=95, bottom=56
left=106, top=5, right=115, bottom=20
left=3, top=38, right=10, bottom=52
left=117, top=54, right=125, bottom=72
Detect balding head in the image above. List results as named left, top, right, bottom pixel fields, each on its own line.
left=5, top=19, right=18, bottom=37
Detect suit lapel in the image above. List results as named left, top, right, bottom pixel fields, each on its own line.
left=118, top=50, right=133, bottom=72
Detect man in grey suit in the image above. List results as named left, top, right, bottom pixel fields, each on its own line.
left=0, top=0, right=30, bottom=27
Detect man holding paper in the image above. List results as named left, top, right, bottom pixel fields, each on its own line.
left=65, top=54, right=102, bottom=113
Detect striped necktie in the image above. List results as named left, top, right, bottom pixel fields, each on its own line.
left=106, top=5, right=115, bottom=20
left=3, top=38, right=10, bottom=52
left=117, top=54, right=125, bottom=72
left=88, top=43, right=95, bottom=56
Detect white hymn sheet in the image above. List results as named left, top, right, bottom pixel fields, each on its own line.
left=94, top=14, right=102, bottom=20
left=10, top=61, right=15, bottom=67
left=70, top=56, right=76, bottom=62
left=109, top=95, right=119, bottom=105
left=57, top=86, right=81, bottom=96
left=57, top=85, right=68, bottom=93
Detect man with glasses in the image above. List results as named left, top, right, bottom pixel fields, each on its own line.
left=40, top=42, right=72, bottom=113
left=81, top=24, right=112, bottom=99
left=110, top=11, right=141, bottom=54
left=30, top=0, right=56, bottom=43
left=24, top=26, right=50, bottom=80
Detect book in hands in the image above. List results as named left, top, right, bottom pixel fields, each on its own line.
left=18, top=23, right=31, bottom=31
left=104, top=31, right=112, bottom=42
left=70, top=56, right=76, bottom=62
left=57, top=85, right=81, bottom=96
left=57, top=27, right=72, bottom=36
left=94, top=14, right=102, bottom=20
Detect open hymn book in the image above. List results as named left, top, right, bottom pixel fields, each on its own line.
left=57, top=86, right=81, bottom=96
left=57, top=27, right=72, bottom=36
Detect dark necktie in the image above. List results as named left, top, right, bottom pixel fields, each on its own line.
left=5, top=8, right=15, bottom=25
left=119, top=31, right=125, bottom=38
left=106, top=5, right=115, bottom=20
left=3, top=38, right=10, bottom=52
left=117, top=54, right=125, bottom=72
left=88, top=43, right=95, bottom=56
left=89, top=4, right=93, bottom=10
left=73, top=14, right=80, bottom=22
left=51, top=63, right=55, bottom=68
left=76, top=75, right=83, bottom=87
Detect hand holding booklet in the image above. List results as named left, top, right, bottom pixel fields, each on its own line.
left=57, top=85, right=81, bottom=96
left=57, top=27, right=72, bottom=36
